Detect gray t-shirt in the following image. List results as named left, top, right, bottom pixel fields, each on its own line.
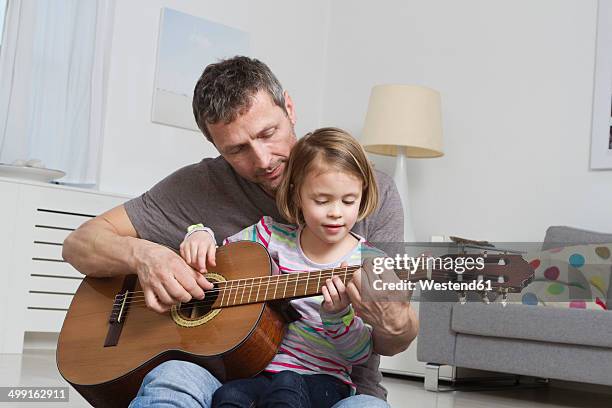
left=124, top=156, right=404, bottom=400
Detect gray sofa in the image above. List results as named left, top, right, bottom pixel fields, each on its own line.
left=416, top=226, right=612, bottom=390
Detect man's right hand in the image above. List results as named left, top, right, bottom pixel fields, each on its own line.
left=62, top=204, right=215, bottom=315
left=134, top=241, right=214, bottom=313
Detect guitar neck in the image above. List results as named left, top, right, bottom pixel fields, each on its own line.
left=211, top=266, right=428, bottom=309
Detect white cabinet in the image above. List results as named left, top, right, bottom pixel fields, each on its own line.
left=0, top=178, right=129, bottom=353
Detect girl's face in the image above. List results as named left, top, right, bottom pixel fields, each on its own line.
left=298, top=167, right=363, bottom=245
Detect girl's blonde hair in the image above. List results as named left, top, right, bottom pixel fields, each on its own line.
left=276, top=127, right=378, bottom=225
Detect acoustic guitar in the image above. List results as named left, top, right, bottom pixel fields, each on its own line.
left=57, top=241, right=534, bottom=407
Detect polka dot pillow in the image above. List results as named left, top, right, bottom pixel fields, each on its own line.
left=510, top=244, right=611, bottom=310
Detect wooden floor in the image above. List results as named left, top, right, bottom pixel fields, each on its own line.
left=0, top=349, right=610, bottom=407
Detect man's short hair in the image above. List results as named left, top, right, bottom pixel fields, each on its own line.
left=192, top=56, right=286, bottom=142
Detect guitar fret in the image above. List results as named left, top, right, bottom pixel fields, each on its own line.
left=225, top=281, right=231, bottom=306
left=273, top=275, right=279, bottom=300
left=317, top=270, right=322, bottom=293
left=248, top=277, right=254, bottom=304
left=263, top=276, right=270, bottom=301
left=233, top=279, right=240, bottom=306
left=229, top=280, right=235, bottom=307
left=219, top=282, right=225, bottom=307
left=255, top=276, right=262, bottom=302
left=240, top=278, right=246, bottom=305
left=304, top=272, right=309, bottom=296
left=223, top=280, right=231, bottom=307
left=283, top=275, right=289, bottom=298
left=293, top=273, right=299, bottom=296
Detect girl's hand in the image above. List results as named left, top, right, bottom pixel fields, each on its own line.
left=321, top=275, right=350, bottom=314
left=179, top=230, right=217, bottom=273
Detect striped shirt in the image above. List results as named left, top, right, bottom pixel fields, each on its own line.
left=223, top=216, right=385, bottom=392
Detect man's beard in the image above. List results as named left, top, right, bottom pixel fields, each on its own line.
left=255, top=127, right=296, bottom=194
left=255, top=160, right=284, bottom=178
left=256, top=161, right=285, bottom=195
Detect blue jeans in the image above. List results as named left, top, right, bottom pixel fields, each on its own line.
left=129, top=361, right=390, bottom=408
left=212, top=371, right=349, bottom=408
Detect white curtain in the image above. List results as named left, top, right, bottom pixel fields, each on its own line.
left=0, top=0, right=114, bottom=185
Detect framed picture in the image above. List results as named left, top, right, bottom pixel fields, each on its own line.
left=590, top=0, right=612, bottom=169
left=151, top=8, right=250, bottom=132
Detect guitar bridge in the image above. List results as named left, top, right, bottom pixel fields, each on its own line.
left=104, top=275, right=137, bottom=347
left=109, top=293, right=127, bottom=323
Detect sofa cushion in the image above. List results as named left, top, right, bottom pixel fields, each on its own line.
left=508, top=244, right=611, bottom=310
left=451, top=302, right=612, bottom=348
left=543, top=226, right=612, bottom=250
left=542, top=226, right=612, bottom=306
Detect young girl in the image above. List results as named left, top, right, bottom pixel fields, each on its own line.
left=180, top=127, right=385, bottom=408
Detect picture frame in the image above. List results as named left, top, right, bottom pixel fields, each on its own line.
left=590, top=0, right=612, bottom=169
left=151, top=8, right=249, bottom=132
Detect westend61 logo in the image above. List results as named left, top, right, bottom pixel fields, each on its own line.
left=371, top=254, right=492, bottom=291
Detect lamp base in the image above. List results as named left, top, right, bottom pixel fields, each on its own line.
left=393, top=152, right=415, bottom=242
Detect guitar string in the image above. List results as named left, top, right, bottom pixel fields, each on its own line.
left=108, top=277, right=511, bottom=320
left=110, top=266, right=498, bottom=303
left=111, top=251, right=512, bottom=301
left=109, top=269, right=359, bottom=310
left=108, top=270, right=506, bottom=313
left=158, top=243, right=510, bottom=293
left=109, top=269, right=505, bottom=310
left=108, top=266, right=427, bottom=307
left=115, top=266, right=359, bottom=298
left=109, top=267, right=360, bottom=302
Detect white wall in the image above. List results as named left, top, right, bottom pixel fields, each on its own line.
left=98, top=0, right=330, bottom=195
left=322, top=0, right=612, bottom=241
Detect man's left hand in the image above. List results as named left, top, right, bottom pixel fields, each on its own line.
left=345, top=263, right=418, bottom=356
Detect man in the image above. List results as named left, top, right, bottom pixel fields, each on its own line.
left=63, top=56, right=418, bottom=407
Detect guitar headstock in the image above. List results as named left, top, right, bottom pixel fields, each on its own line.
left=363, top=242, right=537, bottom=306
left=430, top=252, right=535, bottom=305
left=436, top=253, right=534, bottom=292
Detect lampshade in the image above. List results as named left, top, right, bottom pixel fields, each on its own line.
left=361, top=84, right=444, bottom=158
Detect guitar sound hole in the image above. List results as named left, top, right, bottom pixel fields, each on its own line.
left=176, top=284, right=220, bottom=321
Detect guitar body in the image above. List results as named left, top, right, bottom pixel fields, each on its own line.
left=57, top=241, right=286, bottom=408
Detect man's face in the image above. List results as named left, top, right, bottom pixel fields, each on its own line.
left=208, top=90, right=297, bottom=195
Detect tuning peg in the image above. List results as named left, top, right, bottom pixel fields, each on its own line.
left=457, top=290, right=467, bottom=304
left=500, top=290, right=508, bottom=307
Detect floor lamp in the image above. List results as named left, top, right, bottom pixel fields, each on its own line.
left=361, top=85, right=444, bottom=242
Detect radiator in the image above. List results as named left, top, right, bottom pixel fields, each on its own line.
left=0, top=179, right=129, bottom=353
